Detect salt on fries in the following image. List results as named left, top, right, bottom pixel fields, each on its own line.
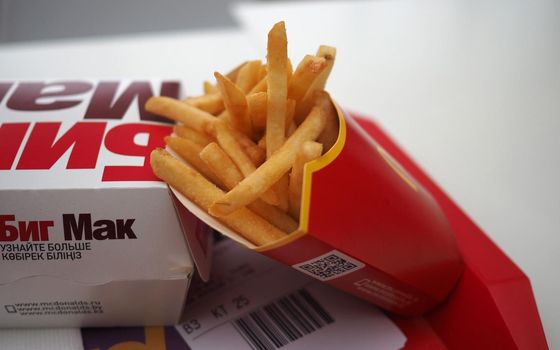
left=148, top=21, right=338, bottom=246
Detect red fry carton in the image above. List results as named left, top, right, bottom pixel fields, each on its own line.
left=171, top=101, right=463, bottom=316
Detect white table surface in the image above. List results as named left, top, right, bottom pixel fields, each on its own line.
left=1, top=0, right=558, bottom=348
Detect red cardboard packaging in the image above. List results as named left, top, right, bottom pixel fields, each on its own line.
left=170, top=112, right=547, bottom=348
left=82, top=112, right=547, bottom=348
left=354, top=116, right=548, bottom=349
left=171, top=101, right=463, bottom=317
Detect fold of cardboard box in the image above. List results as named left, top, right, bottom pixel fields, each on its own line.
left=355, top=116, right=548, bottom=349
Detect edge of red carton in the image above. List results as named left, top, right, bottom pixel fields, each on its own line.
left=354, top=115, right=548, bottom=349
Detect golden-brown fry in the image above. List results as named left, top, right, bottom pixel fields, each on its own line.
left=199, top=142, right=243, bottom=189
left=150, top=149, right=286, bottom=245
left=225, top=61, right=247, bottom=82
left=214, top=120, right=256, bottom=176
left=249, top=199, right=298, bottom=233
left=287, top=58, right=294, bottom=81
left=254, top=59, right=293, bottom=94
left=315, top=92, right=339, bottom=152
left=274, top=174, right=290, bottom=212
left=247, top=92, right=268, bottom=131
left=229, top=126, right=266, bottom=166
left=146, top=96, right=215, bottom=135
left=250, top=95, right=295, bottom=138
left=258, top=62, right=267, bottom=80
left=313, top=45, right=337, bottom=90
left=185, top=93, right=224, bottom=115
left=209, top=100, right=328, bottom=217
left=285, top=98, right=296, bottom=131
left=257, top=135, right=266, bottom=150
left=215, top=120, right=279, bottom=205
left=236, top=60, right=262, bottom=94
left=214, top=72, right=252, bottom=136
left=287, top=120, right=297, bottom=137
left=173, top=124, right=214, bottom=147
left=203, top=80, right=218, bottom=94
left=266, top=21, right=289, bottom=158
left=288, top=55, right=327, bottom=105
left=289, top=141, right=323, bottom=219
left=294, top=46, right=336, bottom=122
left=200, top=142, right=298, bottom=233
left=164, top=136, right=222, bottom=186
left=249, top=76, right=267, bottom=94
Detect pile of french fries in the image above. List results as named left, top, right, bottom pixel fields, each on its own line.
left=148, top=21, right=339, bottom=246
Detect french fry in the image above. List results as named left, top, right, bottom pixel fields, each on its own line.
left=288, top=55, right=327, bottom=106
left=249, top=76, right=267, bottom=94
left=215, top=120, right=279, bottom=205
left=312, top=45, right=337, bottom=90
left=257, top=135, right=266, bottom=150
left=236, top=60, right=262, bottom=94
left=229, top=126, right=266, bottom=166
left=266, top=21, right=289, bottom=158
left=214, top=120, right=257, bottom=176
left=285, top=98, right=296, bottom=131
left=164, top=136, right=222, bottom=186
left=250, top=93, right=296, bottom=136
left=203, top=80, right=218, bottom=94
left=148, top=22, right=341, bottom=246
left=150, top=149, right=287, bottom=245
left=315, top=92, right=339, bottom=152
left=215, top=72, right=252, bottom=136
left=274, top=174, right=290, bottom=212
left=251, top=63, right=275, bottom=92
left=146, top=96, right=215, bottom=135
left=225, top=61, right=247, bottom=82
left=185, top=94, right=224, bottom=115
left=247, top=92, right=268, bottom=131
left=258, top=62, right=267, bottom=80
left=289, top=141, right=323, bottom=219
left=287, top=58, right=293, bottom=81
left=264, top=95, right=297, bottom=211
left=250, top=199, right=298, bottom=233
left=287, top=120, right=297, bottom=137
left=199, top=142, right=244, bottom=189
left=200, top=142, right=298, bottom=233
left=295, top=46, right=336, bottom=122
left=173, top=124, right=213, bottom=147
left=209, top=100, right=328, bottom=217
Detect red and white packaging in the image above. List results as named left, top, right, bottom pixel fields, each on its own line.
left=0, top=80, right=212, bottom=327
left=171, top=101, right=463, bottom=316
left=169, top=105, right=547, bottom=346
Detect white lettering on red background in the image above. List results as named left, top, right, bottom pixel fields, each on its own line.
left=0, top=80, right=179, bottom=181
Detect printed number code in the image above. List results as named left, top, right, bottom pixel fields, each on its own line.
left=292, top=250, right=365, bottom=281
left=232, top=288, right=334, bottom=350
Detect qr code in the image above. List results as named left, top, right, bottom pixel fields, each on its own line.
left=293, top=250, right=365, bottom=281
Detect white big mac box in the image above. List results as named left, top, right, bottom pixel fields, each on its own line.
left=0, top=80, right=212, bottom=327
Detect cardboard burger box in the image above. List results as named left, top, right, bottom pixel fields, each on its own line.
left=0, top=80, right=212, bottom=327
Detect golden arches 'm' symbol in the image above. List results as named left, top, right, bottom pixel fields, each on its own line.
left=91, top=327, right=166, bottom=350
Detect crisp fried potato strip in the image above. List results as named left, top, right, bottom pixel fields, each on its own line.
left=151, top=149, right=287, bottom=245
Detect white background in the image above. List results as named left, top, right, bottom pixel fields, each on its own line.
left=1, top=0, right=558, bottom=348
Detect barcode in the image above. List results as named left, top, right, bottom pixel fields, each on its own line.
left=293, top=250, right=365, bottom=281
left=232, top=288, right=334, bottom=350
